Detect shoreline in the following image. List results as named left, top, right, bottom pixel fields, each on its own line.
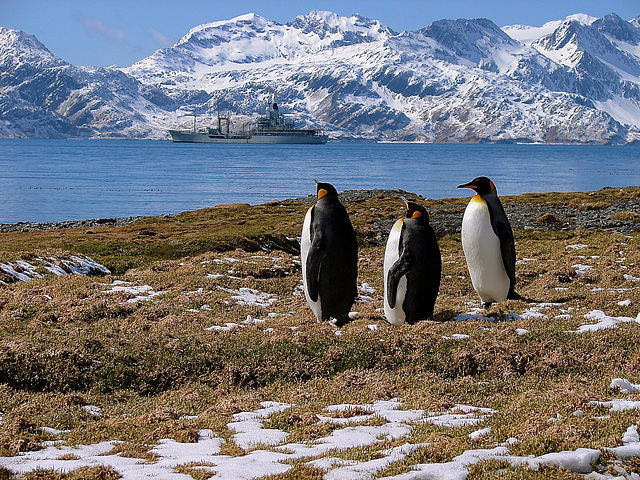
left=1, top=187, right=639, bottom=236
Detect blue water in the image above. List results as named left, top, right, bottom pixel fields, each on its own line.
left=0, top=139, right=638, bottom=223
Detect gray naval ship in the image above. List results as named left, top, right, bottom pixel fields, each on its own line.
left=169, top=102, right=328, bottom=144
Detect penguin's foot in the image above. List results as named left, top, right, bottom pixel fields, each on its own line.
left=482, top=302, right=493, bottom=309
left=334, top=315, right=352, bottom=328
left=508, top=291, right=523, bottom=301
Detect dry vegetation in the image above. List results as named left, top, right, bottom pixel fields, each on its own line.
left=0, top=188, right=639, bottom=479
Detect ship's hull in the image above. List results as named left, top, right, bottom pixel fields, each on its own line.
left=169, top=130, right=328, bottom=144
left=169, top=130, right=252, bottom=143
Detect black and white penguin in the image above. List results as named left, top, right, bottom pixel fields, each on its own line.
left=300, top=181, right=358, bottom=326
left=457, top=176, right=520, bottom=308
left=384, top=198, right=441, bottom=325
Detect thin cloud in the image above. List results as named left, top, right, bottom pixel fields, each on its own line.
left=148, top=28, right=175, bottom=47
left=77, top=16, right=125, bottom=44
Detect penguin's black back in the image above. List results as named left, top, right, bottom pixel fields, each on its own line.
left=309, top=195, right=358, bottom=323
left=399, top=219, right=441, bottom=323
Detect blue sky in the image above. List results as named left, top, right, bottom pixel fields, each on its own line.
left=2, top=0, right=639, bottom=67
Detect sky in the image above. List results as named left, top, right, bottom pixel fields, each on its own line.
left=1, top=0, right=639, bottom=67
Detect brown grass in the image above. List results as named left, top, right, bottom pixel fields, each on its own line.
left=0, top=188, right=639, bottom=479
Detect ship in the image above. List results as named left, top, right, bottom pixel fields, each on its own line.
left=169, top=103, right=328, bottom=144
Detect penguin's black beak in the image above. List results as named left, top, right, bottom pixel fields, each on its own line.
left=457, top=181, right=477, bottom=190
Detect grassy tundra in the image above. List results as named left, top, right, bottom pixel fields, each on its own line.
left=0, top=187, right=639, bottom=479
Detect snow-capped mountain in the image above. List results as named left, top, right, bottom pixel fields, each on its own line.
left=1, top=11, right=640, bottom=143
left=0, top=27, right=175, bottom=138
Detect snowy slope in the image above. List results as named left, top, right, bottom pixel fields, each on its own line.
left=2, top=11, right=640, bottom=142
left=503, top=13, right=640, bottom=129
left=0, top=27, right=175, bottom=139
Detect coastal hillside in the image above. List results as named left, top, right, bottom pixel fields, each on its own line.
left=1, top=11, right=640, bottom=143
left=0, top=188, right=639, bottom=479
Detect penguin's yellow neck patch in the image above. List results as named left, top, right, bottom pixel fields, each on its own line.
left=317, top=188, right=328, bottom=199
left=470, top=194, right=485, bottom=205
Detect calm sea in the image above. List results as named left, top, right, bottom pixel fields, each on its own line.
left=0, top=139, right=638, bottom=224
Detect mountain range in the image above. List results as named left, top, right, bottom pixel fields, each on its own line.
left=1, top=10, right=639, bottom=143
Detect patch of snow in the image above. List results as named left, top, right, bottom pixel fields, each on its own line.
left=102, top=281, right=165, bottom=303
left=359, top=282, right=376, bottom=294
left=604, top=426, right=640, bottom=463
left=205, top=322, right=241, bottom=332
left=453, top=308, right=494, bottom=322
left=82, top=405, right=102, bottom=417
left=323, top=443, right=429, bottom=480
left=618, top=299, right=632, bottom=306
left=469, top=427, right=492, bottom=440
left=591, top=399, right=640, bottom=412
left=0, top=262, right=33, bottom=282
left=218, top=286, right=277, bottom=307
left=575, top=310, right=640, bottom=333
left=0, top=397, right=617, bottom=480
left=566, top=244, right=589, bottom=250
left=516, top=328, right=529, bottom=335
left=572, top=264, right=593, bottom=276
left=610, top=378, right=640, bottom=394
left=357, top=295, right=373, bottom=303
left=0, top=256, right=110, bottom=283
left=66, top=256, right=111, bottom=275
left=519, top=308, right=546, bottom=319
left=40, top=427, right=70, bottom=435
left=624, top=274, right=640, bottom=282
left=622, top=425, right=640, bottom=444
left=228, top=402, right=292, bottom=449
left=317, top=413, right=375, bottom=425
left=423, top=405, right=496, bottom=428
left=594, top=95, right=640, bottom=129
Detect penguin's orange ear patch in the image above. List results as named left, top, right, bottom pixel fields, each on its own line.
left=489, top=180, right=496, bottom=192
left=318, top=188, right=328, bottom=199
left=411, top=211, right=421, bottom=219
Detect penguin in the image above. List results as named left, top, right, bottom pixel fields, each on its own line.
left=384, top=197, right=441, bottom=325
left=457, top=176, right=520, bottom=308
left=300, top=181, right=358, bottom=326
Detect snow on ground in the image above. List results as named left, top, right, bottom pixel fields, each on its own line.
left=0, top=399, right=493, bottom=479
left=611, top=378, right=640, bottom=394
left=102, top=280, right=166, bottom=303
left=2, top=377, right=640, bottom=479
left=574, top=310, right=640, bottom=333
left=0, top=255, right=110, bottom=283
left=217, top=286, right=277, bottom=307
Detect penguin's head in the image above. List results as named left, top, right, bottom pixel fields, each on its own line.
left=402, top=197, right=429, bottom=222
left=314, top=180, right=338, bottom=201
left=457, top=176, right=496, bottom=196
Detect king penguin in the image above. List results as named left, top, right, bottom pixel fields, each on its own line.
left=457, top=176, right=520, bottom=308
left=300, top=181, right=358, bottom=326
left=384, top=198, right=441, bottom=325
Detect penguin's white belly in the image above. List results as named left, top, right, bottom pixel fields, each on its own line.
left=301, top=206, right=322, bottom=321
left=461, top=197, right=510, bottom=304
left=384, top=218, right=407, bottom=325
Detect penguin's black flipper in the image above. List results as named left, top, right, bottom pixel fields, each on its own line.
left=305, top=230, right=326, bottom=303
left=495, top=221, right=518, bottom=299
left=387, top=249, right=414, bottom=309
